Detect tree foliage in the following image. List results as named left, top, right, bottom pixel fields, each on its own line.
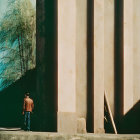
left=0, top=0, right=36, bottom=90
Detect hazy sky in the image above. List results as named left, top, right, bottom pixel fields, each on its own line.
left=0, top=0, right=36, bottom=19
left=0, top=0, right=8, bottom=19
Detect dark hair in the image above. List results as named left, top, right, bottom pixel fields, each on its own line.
left=25, top=93, right=30, bottom=96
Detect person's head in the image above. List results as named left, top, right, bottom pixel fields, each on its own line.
left=25, top=92, right=30, bottom=97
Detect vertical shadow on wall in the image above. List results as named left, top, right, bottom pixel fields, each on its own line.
left=114, top=0, right=124, bottom=132
left=86, top=0, right=94, bottom=133
left=36, top=0, right=57, bottom=132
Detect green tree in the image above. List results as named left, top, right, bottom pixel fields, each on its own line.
left=0, top=0, right=36, bottom=89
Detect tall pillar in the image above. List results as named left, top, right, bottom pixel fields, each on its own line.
left=93, top=0, right=104, bottom=133
left=76, top=0, right=87, bottom=120
left=123, top=0, right=133, bottom=115
left=133, top=0, right=140, bottom=105
left=104, top=0, right=115, bottom=117
left=58, top=0, right=77, bottom=133
left=36, top=0, right=57, bottom=131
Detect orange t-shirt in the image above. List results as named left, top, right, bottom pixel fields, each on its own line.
left=23, top=97, right=34, bottom=112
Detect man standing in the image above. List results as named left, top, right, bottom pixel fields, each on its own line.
left=23, top=93, right=34, bottom=131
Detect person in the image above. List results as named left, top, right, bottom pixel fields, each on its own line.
left=22, top=92, right=34, bottom=131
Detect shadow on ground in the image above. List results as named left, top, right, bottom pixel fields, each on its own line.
left=119, top=100, right=140, bottom=134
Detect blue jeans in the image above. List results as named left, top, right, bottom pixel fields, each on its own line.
left=24, top=111, right=30, bottom=131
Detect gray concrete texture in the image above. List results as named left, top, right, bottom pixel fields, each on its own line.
left=0, top=131, right=140, bottom=140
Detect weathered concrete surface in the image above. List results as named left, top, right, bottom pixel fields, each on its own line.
left=133, top=0, right=140, bottom=105
left=0, top=131, right=140, bottom=140
left=104, top=0, right=115, bottom=117
left=58, top=0, right=87, bottom=133
left=76, top=0, right=87, bottom=120
left=123, top=0, right=134, bottom=115
left=93, top=0, right=104, bottom=133
left=58, top=0, right=77, bottom=133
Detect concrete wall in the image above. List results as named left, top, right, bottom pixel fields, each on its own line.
left=104, top=0, right=140, bottom=120
left=123, top=0, right=134, bottom=115
left=36, top=0, right=140, bottom=133
left=37, top=0, right=140, bottom=133
left=133, top=0, right=140, bottom=105
left=58, top=0, right=115, bottom=133
left=122, top=0, right=140, bottom=112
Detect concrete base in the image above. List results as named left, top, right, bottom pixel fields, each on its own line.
left=77, top=118, right=87, bottom=134
left=0, top=131, right=140, bottom=140
left=57, top=112, right=77, bottom=134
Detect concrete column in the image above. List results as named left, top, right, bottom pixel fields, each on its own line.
left=76, top=0, right=87, bottom=119
left=104, top=0, right=115, bottom=116
left=58, top=0, right=87, bottom=133
left=75, top=0, right=87, bottom=133
left=58, top=0, right=77, bottom=134
left=93, top=0, right=104, bottom=133
left=133, top=0, right=140, bottom=105
left=123, top=0, right=133, bottom=115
